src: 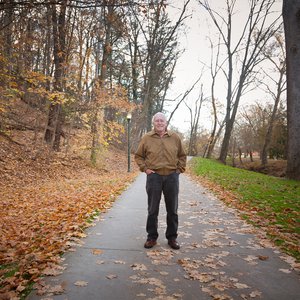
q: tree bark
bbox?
[44,1,67,151]
[206,38,221,158]
[186,87,204,156]
[261,69,285,165]
[90,1,113,164]
[283,0,300,180]
[0,0,14,75]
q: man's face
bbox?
[153,116,167,134]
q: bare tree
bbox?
[205,36,224,158]
[185,84,206,156]
[167,74,202,124]
[199,0,281,164]
[130,0,191,132]
[235,102,285,162]
[283,0,300,180]
[260,30,286,166]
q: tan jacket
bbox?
[134,130,187,175]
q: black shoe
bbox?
[144,239,157,249]
[168,239,180,250]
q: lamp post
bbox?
[126,112,132,172]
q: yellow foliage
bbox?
[92,83,132,111]
[103,120,125,146]
[48,91,76,105]
[5,88,24,98]
[24,71,49,85]
[9,81,18,88]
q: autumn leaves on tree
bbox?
[0,0,190,164]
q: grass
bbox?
[190,157,300,261]
[0,263,19,279]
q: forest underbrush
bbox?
[233,158,287,178]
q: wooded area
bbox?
[0,0,190,164]
[0,0,299,179]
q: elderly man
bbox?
[134,112,187,250]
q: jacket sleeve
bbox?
[177,137,187,173]
[134,137,147,172]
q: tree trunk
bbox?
[231,137,236,167]
[219,116,234,163]
[238,147,243,164]
[250,150,253,162]
[219,76,244,163]
[90,2,113,164]
[90,111,98,165]
[261,104,283,165]
[44,2,67,151]
[128,23,139,105]
[45,104,64,151]
[283,0,300,180]
[187,89,203,156]
[206,120,225,158]
[1,0,14,76]
[206,101,217,158]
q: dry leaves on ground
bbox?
[0,138,137,298]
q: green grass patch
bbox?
[0,263,19,279]
[190,157,300,261]
[0,263,19,294]
[86,209,101,224]
[20,281,35,300]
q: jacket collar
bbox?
[150,129,172,137]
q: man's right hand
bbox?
[145,169,155,175]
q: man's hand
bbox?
[145,169,155,175]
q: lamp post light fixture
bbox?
[126,112,132,172]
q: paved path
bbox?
[27,173,300,300]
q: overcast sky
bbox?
[166,0,208,133]
[165,0,283,134]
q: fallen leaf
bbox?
[0,291,19,300]
[92,249,103,255]
[114,260,126,264]
[96,260,105,264]
[257,255,269,261]
[159,271,169,276]
[42,267,63,276]
[48,284,64,295]
[106,274,118,279]
[131,263,147,271]
[202,287,212,293]
[74,281,88,286]
[211,293,233,300]
[173,293,183,298]
[279,268,291,273]
[249,290,262,298]
[234,283,249,289]
[16,285,26,292]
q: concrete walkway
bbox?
[27,173,300,300]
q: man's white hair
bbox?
[151,112,167,125]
